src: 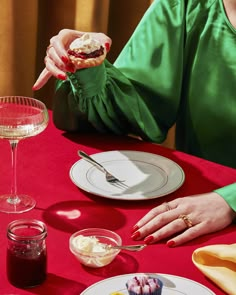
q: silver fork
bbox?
[78,150,127,187]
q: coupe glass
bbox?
[0,96,49,213]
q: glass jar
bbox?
[6,219,47,288]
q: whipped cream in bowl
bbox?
[69,228,122,268]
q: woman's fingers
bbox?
[45,55,68,79]
[132,211,188,242]
[32,68,52,91]
[131,192,235,247]
[145,218,189,243]
[50,29,83,63]
[32,58,67,91]
[33,30,82,90]
[33,44,70,90]
[132,202,175,230]
[166,224,205,247]
[33,30,112,90]
[49,30,111,66]
[46,45,67,71]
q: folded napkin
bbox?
[192,244,236,295]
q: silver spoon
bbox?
[106,244,147,252]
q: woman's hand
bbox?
[32,29,111,91]
[131,192,236,247]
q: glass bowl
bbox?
[69,228,122,268]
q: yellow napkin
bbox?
[192,244,236,295]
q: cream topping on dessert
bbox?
[69,33,102,54]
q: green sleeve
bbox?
[214,183,236,211]
[52,0,186,142]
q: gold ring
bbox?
[163,202,171,211]
[178,214,193,228]
[46,44,53,55]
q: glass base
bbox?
[0,194,36,213]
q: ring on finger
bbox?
[178,214,193,228]
[163,202,171,212]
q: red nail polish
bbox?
[167,240,175,247]
[66,64,75,73]
[105,42,110,52]
[144,236,154,244]
[57,74,67,80]
[61,56,69,63]
[132,225,139,233]
[131,231,140,240]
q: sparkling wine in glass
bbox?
[0,96,49,213]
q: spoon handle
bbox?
[110,244,147,252]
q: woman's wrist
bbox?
[214,183,236,212]
[67,62,107,98]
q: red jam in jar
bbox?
[6,219,47,288]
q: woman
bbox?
[33,0,236,246]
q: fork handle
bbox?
[78,150,106,173]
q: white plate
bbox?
[70,150,185,201]
[81,273,215,295]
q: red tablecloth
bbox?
[0,112,235,295]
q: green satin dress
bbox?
[53,0,236,209]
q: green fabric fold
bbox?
[52,0,236,210]
[214,183,236,212]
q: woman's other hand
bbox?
[131,192,236,247]
[32,29,111,90]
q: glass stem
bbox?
[9,140,20,204]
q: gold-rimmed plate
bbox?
[70,150,185,201]
[81,273,216,294]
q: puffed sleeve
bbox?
[214,183,236,212]
[53,0,186,142]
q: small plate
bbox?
[70,150,185,201]
[81,273,216,294]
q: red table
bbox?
[0,111,235,295]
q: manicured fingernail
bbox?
[66,64,75,73]
[61,56,69,63]
[105,42,110,52]
[57,74,67,80]
[131,231,140,240]
[132,225,139,233]
[144,236,154,244]
[167,240,175,247]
